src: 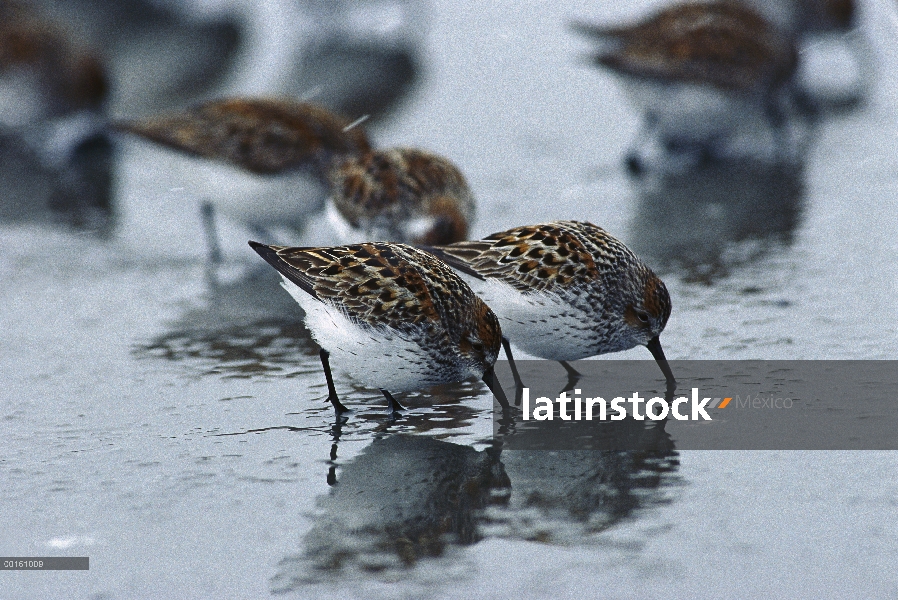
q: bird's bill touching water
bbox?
[646,336,676,388]
[481,366,510,408]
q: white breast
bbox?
[172,156,327,230]
[278,275,453,392]
[461,276,598,362]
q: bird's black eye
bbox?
[636,311,650,324]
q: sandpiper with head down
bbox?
[572,1,801,174]
[248,240,508,417]
[117,98,475,257]
[428,221,675,389]
[326,146,474,246]
[116,98,371,242]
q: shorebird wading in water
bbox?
[249,240,509,417]
[117,98,475,260]
[428,221,676,391]
[571,1,801,175]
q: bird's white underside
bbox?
[278,275,466,392]
[0,73,47,128]
[623,80,771,142]
[324,199,438,245]
[460,275,603,361]
[173,158,327,229]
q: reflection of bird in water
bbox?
[0,0,113,232]
[571,1,804,176]
[249,241,508,416]
[628,159,805,284]
[273,427,677,589]
[117,98,475,258]
[491,444,677,541]
[274,435,507,588]
[136,264,318,379]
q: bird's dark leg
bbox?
[764,94,799,164]
[200,201,223,266]
[320,349,349,415]
[625,112,659,177]
[501,337,525,406]
[558,360,582,393]
[380,389,405,416]
[200,201,223,291]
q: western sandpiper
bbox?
[428,221,675,388]
[327,147,475,246]
[248,240,508,416]
[117,97,371,237]
[572,1,801,174]
[118,98,474,255]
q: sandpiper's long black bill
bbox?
[646,336,676,388]
[482,366,510,409]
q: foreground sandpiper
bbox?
[428,221,676,388]
[249,240,508,416]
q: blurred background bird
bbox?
[0,0,114,232]
[117,98,475,264]
[571,1,805,176]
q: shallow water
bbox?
[2,0,898,598]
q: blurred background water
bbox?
[2,0,898,597]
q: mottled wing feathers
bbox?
[572,1,796,92]
[423,244,489,281]
[433,221,604,293]
[329,148,475,244]
[249,241,474,332]
[249,241,320,300]
[117,98,371,175]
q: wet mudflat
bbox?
[2,0,898,598]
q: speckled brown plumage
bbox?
[116,98,372,177]
[249,240,504,399]
[572,1,797,94]
[118,98,474,243]
[0,0,108,114]
[329,148,474,245]
[430,221,672,366]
